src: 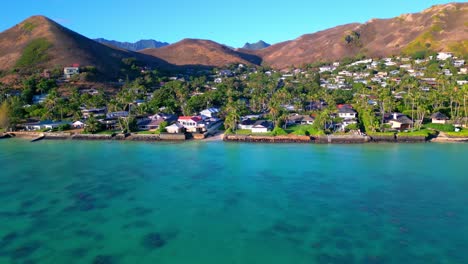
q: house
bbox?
[137,113,177,130]
[64,67,80,79]
[106,111,129,119]
[23,120,71,131]
[178,116,205,133]
[385,113,413,131]
[32,94,48,104]
[437,52,453,60]
[238,119,256,130]
[287,114,315,126]
[72,121,85,129]
[251,120,273,133]
[81,107,107,118]
[337,104,357,119]
[165,123,185,134]
[200,108,220,119]
[431,112,449,124]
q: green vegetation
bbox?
[367,132,396,136]
[0,101,11,130]
[446,129,468,137]
[16,38,52,68]
[398,129,436,137]
[21,22,37,32]
[285,125,324,136]
[423,123,455,132]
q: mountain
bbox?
[140,39,262,68]
[0,16,171,81]
[242,40,271,50]
[94,38,169,51]
[256,2,468,69]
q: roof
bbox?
[338,107,357,114]
[166,123,184,128]
[240,119,256,126]
[431,112,449,120]
[252,120,272,128]
[178,116,202,122]
[385,113,413,124]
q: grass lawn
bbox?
[367,132,396,136]
[423,123,455,132]
[235,129,274,136]
[136,131,158,135]
[285,125,324,136]
[446,129,468,137]
[398,129,436,137]
[0,128,4,133]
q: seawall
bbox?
[223,134,311,143]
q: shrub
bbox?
[58,124,71,131]
[423,123,455,132]
[271,126,288,136]
[16,38,52,68]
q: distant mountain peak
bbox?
[242,40,271,50]
[94,38,169,51]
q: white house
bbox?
[337,106,357,119]
[200,108,220,119]
[437,52,453,61]
[106,111,129,119]
[251,120,273,133]
[431,112,449,124]
[165,123,184,134]
[178,116,205,133]
[72,121,85,129]
[32,94,48,104]
[64,67,80,79]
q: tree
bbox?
[84,115,102,134]
[158,121,168,133]
[0,101,10,130]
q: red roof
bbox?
[178,116,202,122]
[337,104,353,109]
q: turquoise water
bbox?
[0,139,467,263]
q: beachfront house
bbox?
[251,120,273,133]
[385,113,413,131]
[238,119,256,130]
[137,113,177,131]
[72,121,85,129]
[23,120,71,131]
[178,116,205,133]
[165,123,184,134]
[431,112,449,124]
[287,114,315,126]
[337,104,357,119]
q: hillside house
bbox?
[64,67,80,79]
[337,104,357,119]
[200,108,220,119]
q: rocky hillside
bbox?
[256,2,468,69]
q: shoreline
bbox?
[4,131,467,144]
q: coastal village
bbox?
[1,51,468,143]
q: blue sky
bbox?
[1,0,459,47]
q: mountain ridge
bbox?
[94,38,169,51]
[242,40,271,50]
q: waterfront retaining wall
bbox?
[314,135,370,144]
[224,134,311,143]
